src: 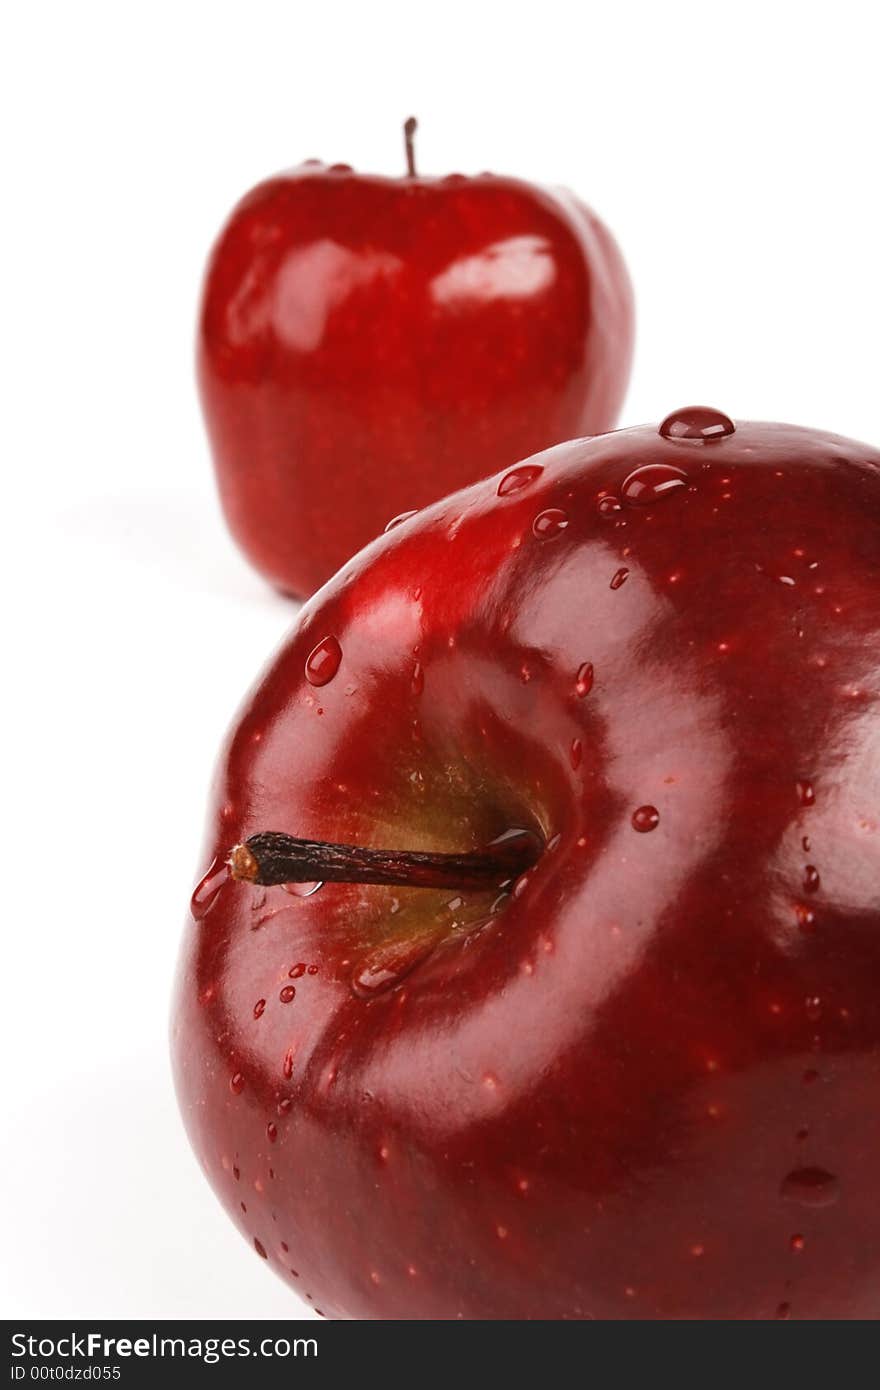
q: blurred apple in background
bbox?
[197,121,633,597]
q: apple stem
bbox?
[404,116,418,178]
[229,828,540,893]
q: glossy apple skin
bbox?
[197,162,633,597]
[173,417,880,1320]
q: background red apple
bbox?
[197,124,634,597]
[173,410,880,1319]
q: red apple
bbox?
[197,121,633,597]
[172,409,880,1319]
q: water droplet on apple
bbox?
[191,855,230,920]
[351,935,438,999]
[279,985,296,1003]
[570,738,583,770]
[305,635,342,687]
[253,998,266,1019]
[632,805,660,832]
[498,464,543,496]
[597,493,622,519]
[254,1238,268,1259]
[283,880,323,898]
[230,1071,245,1095]
[575,662,594,696]
[803,865,821,893]
[780,1167,839,1207]
[610,567,630,590]
[487,827,542,878]
[790,1233,805,1252]
[411,662,424,695]
[385,510,418,532]
[621,463,689,506]
[797,779,816,806]
[659,406,735,443]
[282,1049,295,1080]
[805,995,822,1021]
[490,827,534,855]
[289,963,307,979]
[267,1122,278,1142]
[533,508,569,539]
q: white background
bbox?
[2,0,878,1319]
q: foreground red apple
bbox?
[173,410,880,1320]
[197,121,633,597]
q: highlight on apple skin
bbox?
[173,410,880,1320]
[197,129,634,599]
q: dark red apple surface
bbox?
[173,410,880,1319]
[197,131,633,598]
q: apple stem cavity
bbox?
[404,116,418,178]
[228,828,541,893]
